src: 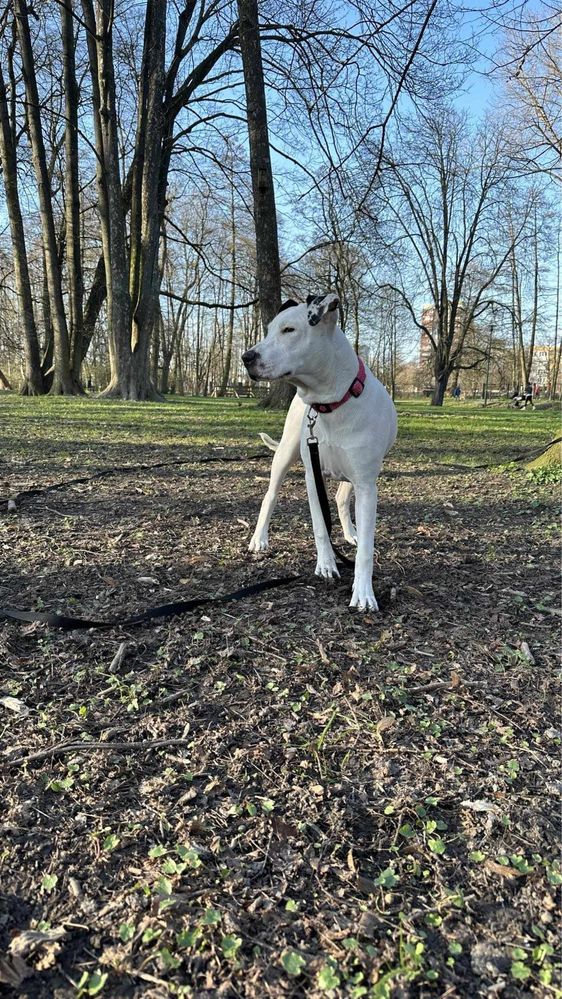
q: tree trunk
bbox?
[61,0,84,386]
[15,0,76,394]
[219,184,237,396]
[151,312,161,388]
[82,0,132,396]
[550,232,561,398]
[0,62,43,395]
[0,367,13,390]
[128,0,167,400]
[81,254,107,364]
[237,0,292,409]
[431,361,450,406]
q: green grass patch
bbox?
[1,393,559,472]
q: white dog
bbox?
[242,293,397,611]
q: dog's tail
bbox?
[258,432,280,452]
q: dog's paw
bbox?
[343,527,357,546]
[349,584,379,612]
[315,556,340,580]
[248,533,269,552]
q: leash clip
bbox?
[306,406,318,443]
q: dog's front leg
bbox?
[249,436,299,551]
[350,482,378,611]
[304,468,340,580]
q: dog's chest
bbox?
[316,443,352,481]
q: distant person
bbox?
[453,385,461,401]
[523,383,533,409]
[87,377,93,391]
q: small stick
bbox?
[108,641,129,673]
[6,737,191,767]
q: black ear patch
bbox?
[306,294,316,306]
[277,299,299,314]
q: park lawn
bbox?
[0,394,560,998]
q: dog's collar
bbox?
[310,356,366,414]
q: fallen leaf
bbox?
[461,799,501,818]
[518,641,535,663]
[0,696,29,716]
[376,716,396,736]
[9,927,67,958]
[271,815,299,840]
[484,859,523,880]
[0,955,31,987]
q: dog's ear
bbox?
[307,292,340,327]
[277,299,299,314]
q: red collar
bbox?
[311,356,366,414]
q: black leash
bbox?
[306,410,356,570]
[3,451,266,511]
[0,575,302,631]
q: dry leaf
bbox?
[0,696,29,716]
[0,955,31,987]
[376,716,396,736]
[484,859,523,880]
[461,799,501,818]
[9,927,67,958]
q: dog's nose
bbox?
[242,349,259,367]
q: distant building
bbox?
[418,306,437,366]
[530,345,561,393]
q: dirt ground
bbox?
[0,398,560,998]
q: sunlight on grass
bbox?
[1,393,559,471]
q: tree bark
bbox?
[237,0,292,409]
[0,61,43,395]
[81,253,107,364]
[431,367,449,406]
[128,0,167,400]
[81,0,132,396]
[15,0,75,394]
[218,182,237,396]
[61,0,84,386]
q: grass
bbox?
[1,393,559,473]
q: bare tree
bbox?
[61,0,84,385]
[496,4,561,183]
[14,0,76,393]
[0,60,43,394]
[371,110,531,405]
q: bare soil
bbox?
[0,400,560,998]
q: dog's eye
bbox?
[282,326,295,333]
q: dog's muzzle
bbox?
[242,349,261,379]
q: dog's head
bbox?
[241,293,340,381]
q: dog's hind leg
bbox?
[335,482,356,545]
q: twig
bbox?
[108,641,129,673]
[6,737,191,767]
